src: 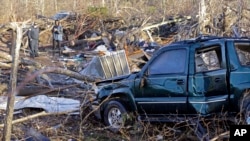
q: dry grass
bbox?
[0,104,237,141]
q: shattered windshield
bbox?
[235,42,250,66]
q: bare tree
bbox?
[54,0,58,12]
[40,0,45,15]
[2,21,26,141]
[102,0,105,7]
[199,0,208,34]
[25,0,28,8]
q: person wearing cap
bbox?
[52,20,63,56]
[28,22,40,58]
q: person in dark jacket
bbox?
[28,22,39,58]
[52,20,63,56]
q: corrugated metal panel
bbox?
[98,50,130,79]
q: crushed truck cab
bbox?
[92,35,250,132]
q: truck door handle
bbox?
[177,79,184,85]
[214,78,221,82]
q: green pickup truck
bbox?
[91,35,250,132]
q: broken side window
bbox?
[195,46,222,72]
[234,42,250,66]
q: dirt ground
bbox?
[0,32,104,140]
[0,28,233,141]
[0,32,181,141]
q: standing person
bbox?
[28,22,39,58]
[52,20,63,56]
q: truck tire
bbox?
[244,103,250,124]
[239,92,250,124]
[103,100,128,133]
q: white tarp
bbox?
[0,95,80,113]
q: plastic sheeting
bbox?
[0,95,80,113]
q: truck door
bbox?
[134,48,189,115]
[188,43,229,115]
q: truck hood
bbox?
[95,74,132,85]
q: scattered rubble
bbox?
[0,10,248,114]
[0,4,249,139]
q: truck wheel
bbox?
[103,100,128,133]
[244,103,250,124]
[239,93,250,124]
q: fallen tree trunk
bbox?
[21,58,43,68]
[20,58,102,82]
[18,84,80,96]
[17,67,101,94]
[43,67,101,82]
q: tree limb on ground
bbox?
[141,16,191,31]
[42,67,101,82]
[210,131,229,141]
[16,67,101,95]
[0,109,79,128]
[18,83,80,97]
[21,57,102,80]
[21,58,43,68]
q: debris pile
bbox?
[1,10,250,113]
[0,4,249,139]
